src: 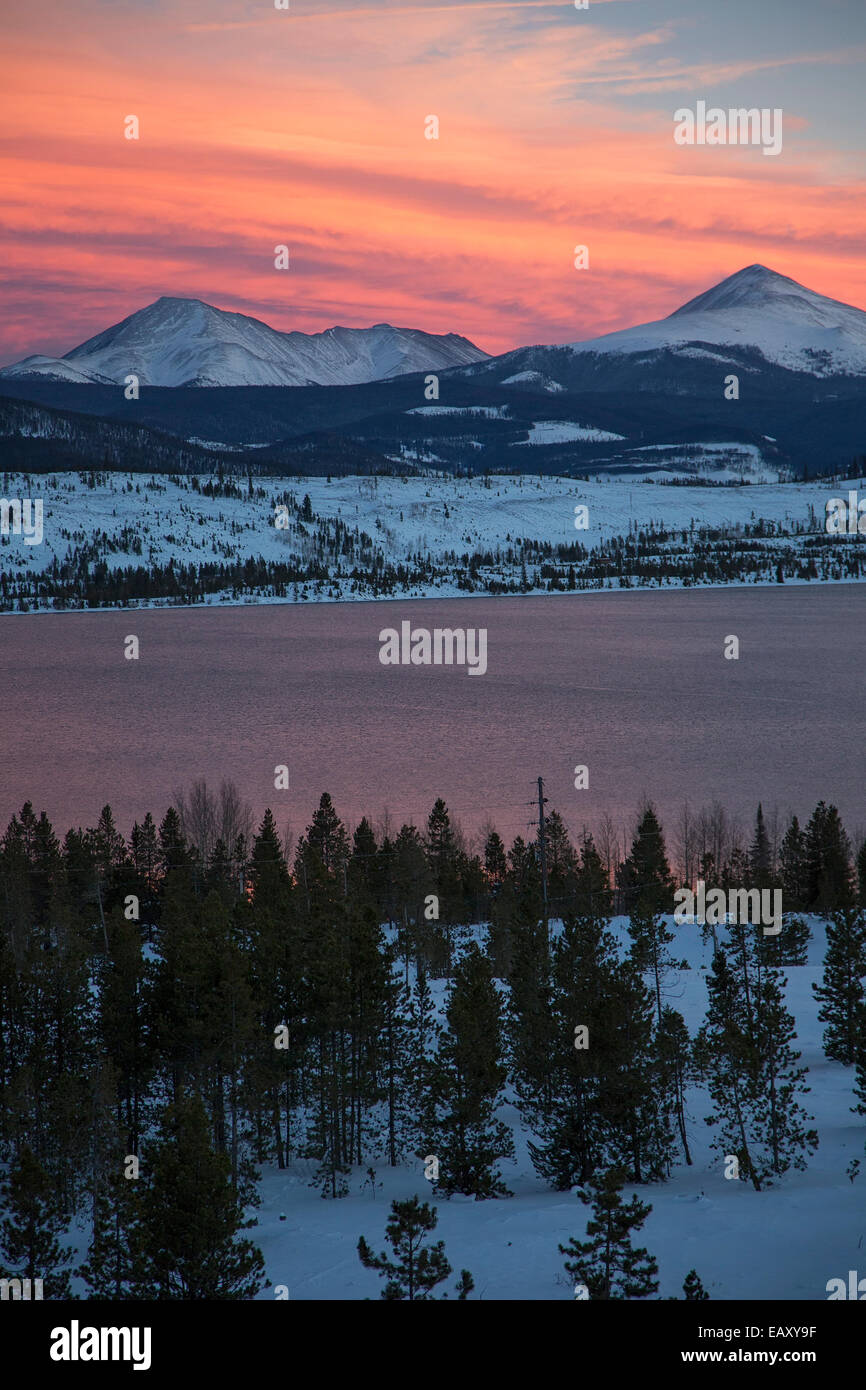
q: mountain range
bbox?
[2,266,864,479]
[4,265,866,388]
[0,298,488,388]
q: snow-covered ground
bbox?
[513,421,626,445]
[1,469,861,609]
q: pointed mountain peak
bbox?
[668,264,812,318]
[150,295,210,308]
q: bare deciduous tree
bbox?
[174,778,253,866]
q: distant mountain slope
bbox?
[469,265,866,382]
[569,264,866,377]
[0,297,488,388]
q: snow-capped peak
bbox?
[566,265,866,377]
[0,299,489,388]
[668,263,860,325]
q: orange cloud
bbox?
[1,0,864,362]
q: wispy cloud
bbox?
[1,0,864,359]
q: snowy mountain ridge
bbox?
[0,297,489,389]
[563,265,866,378]
[3,266,866,400]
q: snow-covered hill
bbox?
[2,469,862,612]
[0,298,488,388]
[563,265,866,378]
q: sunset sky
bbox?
[1,0,865,364]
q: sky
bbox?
[1,0,865,363]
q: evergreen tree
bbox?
[603,959,672,1183]
[357,1196,473,1300]
[627,906,675,1025]
[618,806,674,916]
[392,824,432,972]
[543,811,579,918]
[804,803,854,912]
[694,951,761,1190]
[750,969,818,1184]
[294,793,350,900]
[655,1007,693,1166]
[779,816,807,910]
[79,1165,143,1300]
[758,914,811,968]
[137,1093,266,1299]
[96,911,153,1154]
[249,808,291,906]
[559,1168,659,1300]
[749,804,773,888]
[0,1146,75,1297]
[507,835,543,924]
[574,832,612,917]
[508,916,557,1161]
[683,1268,709,1300]
[425,799,463,937]
[86,804,129,892]
[348,817,379,904]
[158,807,193,879]
[812,907,866,1064]
[405,967,440,1166]
[696,947,817,1189]
[129,812,160,891]
[483,829,508,892]
[433,944,514,1197]
[857,838,866,909]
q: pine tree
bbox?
[483,829,508,891]
[137,1093,266,1299]
[543,811,579,918]
[249,808,291,908]
[574,832,612,917]
[294,794,350,903]
[433,943,514,1197]
[507,835,543,924]
[425,798,463,941]
[405,967,440,1165]
[86,804,129,893]
[357,1196,473,1300]
[348,817,379,904]
[618,806,674,916]
[694,951,762,1190]
[79,1165,143,1300]
[392,824,433,972]
[627,906,674,1025]
[758,914,811,968]
[749,804,773,888]
[750,970,818,1184]
[812,907,866,1064]
[559,1168,659,1300]
[804,803,854,912]
[603,959,672,1183]
[683,1268,709,1300]
[508,917,555,1138]
[655,1007,693,1166]
[158,807,193,879]
[96,911,153,1155]
[779,816,807,910]
[0,1146,75,1298]
[857,839,866,908]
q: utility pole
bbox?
[536,776,549,939]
